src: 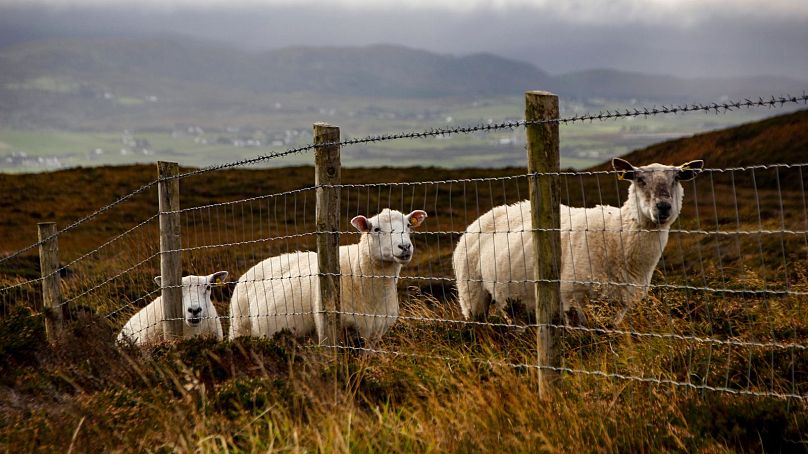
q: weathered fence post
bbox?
[157,161,183,340]
[525,91,562,398]
[37,222,63,342]
[313,122,341,345]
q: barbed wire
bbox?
[2,93,805,266]
[0,180,158,266]
[58,252,160,308]
[173,93,808,180]
[103,288,161,320]
[167,162,808,215]
[0,213,159,293]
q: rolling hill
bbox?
[590,108,808,170]
[0,36,552,99]
[1,35,805,102]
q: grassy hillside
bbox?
[1,110,808,451]
[590,108,808,170]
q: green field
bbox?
[0,97,789,172]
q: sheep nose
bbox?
[398,244,411,252]
[656,202,671,214]
[188,307,202,315]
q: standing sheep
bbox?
[228,208,427,341]
[453,158,703,323]
[117,271,228,345]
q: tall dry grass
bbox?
[2,279,807,452]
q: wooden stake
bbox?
[525,90,562,398]
[37,222,63,342]
[314,123,341,345]
[157,161,183,340]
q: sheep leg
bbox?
[228,285,252,339]
[457,277,491,321]
[563,295,588,326]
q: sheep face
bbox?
[351,209,428,264]
[154,271,228,326]
[613,158,704,226]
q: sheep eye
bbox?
[373,227,381,233]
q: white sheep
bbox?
[117,271,228,345]
[453,158,703,323]
[228,209,427,341]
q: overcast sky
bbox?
[1,0,807,79]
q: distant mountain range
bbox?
[1,35,805,102]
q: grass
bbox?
[1,285,807,452]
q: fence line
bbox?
[0,214,159,293]
[3,166,805,296]
[58,252,160,308]
[0,180,159,266]
[2,93,806,267]
[3,90,808,401]
[172,93,808,179]
[167,163,808,216]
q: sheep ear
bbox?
[154,276,162,286]
[406,210,427,228]
[210,271,228,286]
[612,158,635,181]
[676,160,704,181]
[351,215,371,232]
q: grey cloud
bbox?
[0,3,806,79]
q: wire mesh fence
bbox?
[0,185,160,323]
[1,92,807,402]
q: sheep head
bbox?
[351,209,428,264]
[154,271,228,326]
[613,157,704,226]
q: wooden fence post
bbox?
[525,91,562,398]
[313,122,341,345]
[157,161,183,340]
[37,222,63,342]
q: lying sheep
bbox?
[117,271,228,345]
[228,209,427,341]
[453,158,703,323]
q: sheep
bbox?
[117,271,228,345]
[228,208,427,341]
[453,158,704,324]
